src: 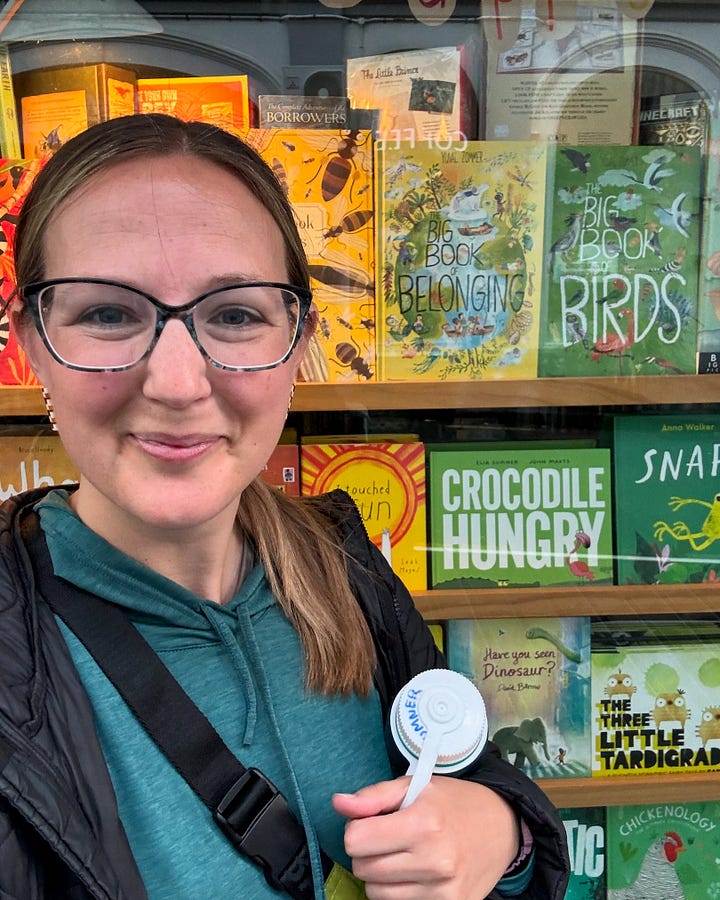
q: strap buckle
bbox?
[213,767,313,897]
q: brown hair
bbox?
[14,114,375,696]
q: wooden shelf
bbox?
[0,386,44,416]
[540,772,720,808]
[413,582,720,620]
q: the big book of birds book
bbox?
[375,139,547,381]
[447,615,592,778]
[538,143,703,377]
[428,445,613,589]
[612,412,720,586]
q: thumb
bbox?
[332,776,411,820]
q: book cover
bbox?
[346,44,479,145]
[483,2,640,144]
[300,441,427,590]
[0,44,20,158]
[591,617,720,777]
[15,63,136,157]
[559,806,607,899]
[258,95,350,129]
[245,127,375,382]
[606,800,720,898]
[0,432,78,499]
[136,75,253,136]
[259,443,300,496]
[447,615,592,778]
[375,139,547,382]
[537,143,703,377]
[428,446,613,589]
[638,92,710,150]
[612,413,720,585]
[0,155,48,385]
[697,101,720,374]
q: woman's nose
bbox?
[141,318,212,405]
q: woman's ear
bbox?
[10,305,46,382]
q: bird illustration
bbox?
[561,147,591,173]
[646,223,663,257]
[547,212,582,273]
[598,155,675,191]
[643,355,685,375]
[591,307,635,371]
[607,831,686,899]
[566,531,595,583]
[654,192,692,237]
[564,312,589,349]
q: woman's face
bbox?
[19,154,310,540]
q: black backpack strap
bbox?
[23,513,333,900]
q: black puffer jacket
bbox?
[0,487,569,899]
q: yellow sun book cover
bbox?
[375,139,547,381]
[0,432,78,500]
[137,75,253,136]
[300,441,427,590]
[245,127,375,382]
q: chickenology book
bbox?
[244,127,375,383]
[447,616,592,779]
[300,441,427,590]
[591,617,720,777]
[0,431,78,499]
[559,806,606,900]
[428,446,613,589]
[537,143,703,377]
[612,413,720,585]
[606,800,720,898]
[375,139,548,382]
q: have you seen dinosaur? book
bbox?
[538,144,703,377]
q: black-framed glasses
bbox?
[21,278,313,372]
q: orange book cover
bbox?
[0,431,78,500]
[260,443,300,496]
[244,127,375,383]
[300,441,427,590]
[137,75,253,136]
[0,156,49,385]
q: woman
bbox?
[0,113,569,899]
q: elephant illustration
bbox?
[492,717,550,768]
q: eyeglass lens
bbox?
[36,281,303,370]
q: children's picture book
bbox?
[447,615,592,778]
[300,440,427,590]
[612,413,720,585]
[259,443,300,496]
[482,1,640,145]
[346,44,479,144]
[559,806,606,899]
[591,617,720,777]
[375,139,547,382]
[136,75,254,136]
[0,156,49,385]
[0,44,20,158]
[538,143,704,377]
[697,99,720,374]
[0,432,78,499]
[638,91,710,150]
[606,800,720,898]
[244,127,375,382]
[428,446,613,589]
[257,95,350,129]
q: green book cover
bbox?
[447,616,591,778]
[592,618,720,777]
[429,446,613,588]
[697,103,720,373]
[538,143,703,377]
[612,413,720,585]
[559,806,606,900]
[606,800,720,897]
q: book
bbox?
[0,44,20,158]
[697,100,720,373]
[559,806,607,899]
[259,443,300,496]
[136,75,254,136]
[428,446,613,589]
[447,615,592,778]
[0,156,49,385]
[483,2,640,144]
[537,143,704,378]
[15,63,136,158]
[300,440,427,590]
[375,139,548,382]
[258,95,350,129]
[591,617,720,777]
[244,127,375,382]
[638,91,710,150]
[0,432,78,499]
[346,44,479,145]
[606,799,720,897]
[612,412,720,585]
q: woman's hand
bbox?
[332,775,520,899]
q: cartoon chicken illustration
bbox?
[608,831,686,899]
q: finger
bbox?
[332,776,411,820]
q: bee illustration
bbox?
[306,130,371,202]
[332,338,373,380]
[323,208,373,239]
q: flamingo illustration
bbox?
[591,307,635,372]
[566,531,595,584]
